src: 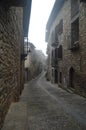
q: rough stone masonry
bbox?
[0,6,24,128]
[46,0,86,97]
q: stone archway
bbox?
[54,69,58,83]
[69,67,75,88]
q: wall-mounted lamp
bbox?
[21,37,31,60]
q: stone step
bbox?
[2,102,28,130]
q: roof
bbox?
[45,0,65,42]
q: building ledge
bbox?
[69,41,79,51]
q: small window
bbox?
[58,45,62,59]
[51,31,55,43]
[52,50,54,58]
[71,18,79,46]
[71,0,79,18]
[55,19,63,36]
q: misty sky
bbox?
[28,0,55,55]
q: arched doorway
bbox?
[69,67,75,88]
[54,69,58,83]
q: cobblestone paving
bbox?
[20,73,86,130]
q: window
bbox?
[58,45,63,59]
[51,31,55,44]
[52,50,54,58]
[70,0,79,50]
[71,18,79,46]
[55,19,63,36]
[59,19,63,35]
[71,0,79,18]
[55,48,58,58]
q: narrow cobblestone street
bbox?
[2,72,86,130]
[20,72,86,130]
[1,0,86,130]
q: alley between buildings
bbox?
[2,72,86,130]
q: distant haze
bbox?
[28,0,55,55]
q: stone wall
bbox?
[47,0,86,97]
[0,6,24,128]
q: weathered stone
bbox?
[46,0,86,97]
[0,6,24,128]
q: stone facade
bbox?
[0,6,24,128]
[0,1,32,128]
[25,42,46,82]
[46,0,86,97]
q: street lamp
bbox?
[21,37,31,60]
[24,37,29,56]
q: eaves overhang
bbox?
[23,0,32,37]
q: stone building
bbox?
[45,0,86,97]
[25,42,46,81]
[0,0,32,128]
